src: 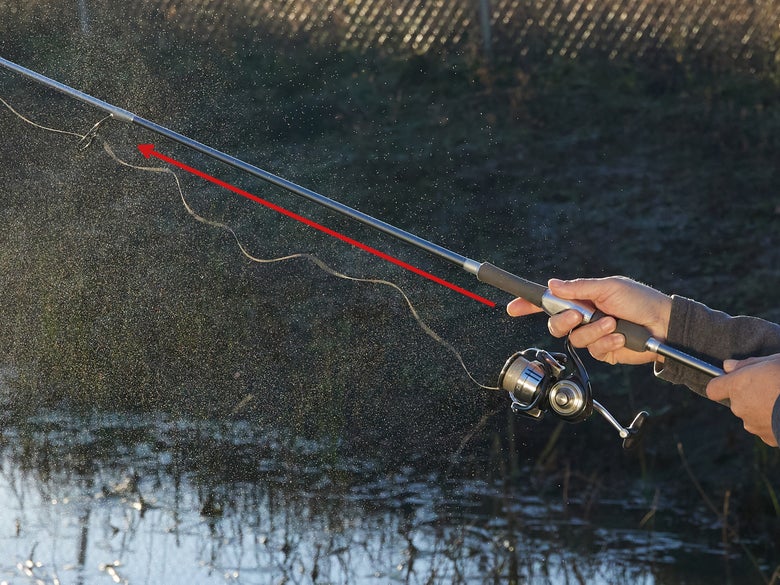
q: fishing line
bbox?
[1,57,727,386]
[0,96,83,138]
[102,141,497,390]
[0,95,499,392]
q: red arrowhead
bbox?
[138,143,156,159]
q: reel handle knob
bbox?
[621,410,648,450]
[592,400,648,450]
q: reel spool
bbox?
[498,339,647,449]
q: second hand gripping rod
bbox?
[0,56,723,379]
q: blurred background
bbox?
[0,1,778,583]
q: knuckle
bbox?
[548,316,572,338]
[566,329,588,347]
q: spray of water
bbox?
[0,95,500,393]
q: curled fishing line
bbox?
[101,141,498,391]
[0,96,85,139]
[0,95,499,392]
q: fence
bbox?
[4,0,780,70]
[133,0,780,69]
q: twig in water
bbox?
[677,441,771,584]
[638,488,659,529]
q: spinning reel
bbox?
[498,339,647,449]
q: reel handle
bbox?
[622,411,648,450]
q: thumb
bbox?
[547,278,603,303]
[723,355,775,373]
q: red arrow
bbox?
[138,144,496,308]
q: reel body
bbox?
[498,339,647,449]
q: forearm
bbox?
[655,296,780,396]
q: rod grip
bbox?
[476,263,546,306]
[477,263,652,353]
[591,310,652,352]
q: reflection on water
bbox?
[0,412,763,584]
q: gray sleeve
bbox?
[654,295,780,396]
[774,399,780,447]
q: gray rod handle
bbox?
[476,263,547,306]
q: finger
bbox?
[741,421,774,446]
[547,310,585,338]
[564,316,616,347]
[506,297,544,317]
[585,333,626,364]
[705,377,730,402]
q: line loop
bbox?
[76,114,112,151]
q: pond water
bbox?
[0,412,765,585]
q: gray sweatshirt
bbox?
[655,296,780,445]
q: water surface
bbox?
[0,412,763,584]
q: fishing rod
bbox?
[1,56,723,447]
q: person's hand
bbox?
[507,277,672,366]
[706,355,780,447]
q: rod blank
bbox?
[0,56,476,273]
[0,56,723,379]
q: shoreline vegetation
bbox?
[1,0,778,569]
